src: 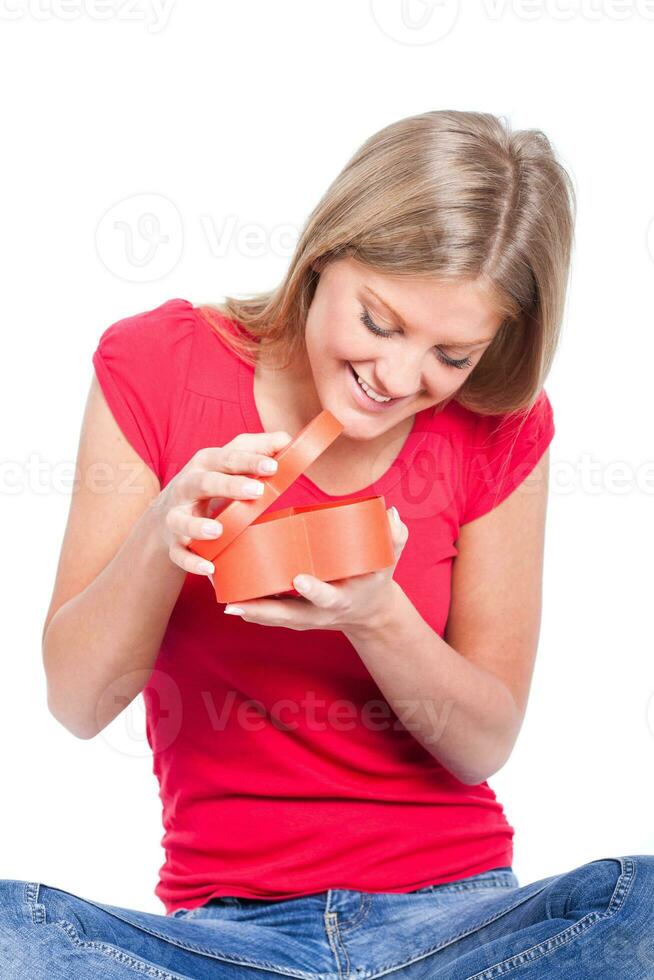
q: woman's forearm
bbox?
[343,582,522,785]
[42,500,187,740]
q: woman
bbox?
[2,110,652,979]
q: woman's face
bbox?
[301,256,505,440]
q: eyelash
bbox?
[358,307,473,370]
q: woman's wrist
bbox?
[138,494,188,582]
[344,579,405,642]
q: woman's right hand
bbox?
[154,430,293,576]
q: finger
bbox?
[291,574,339,608]
[195,431,293,472]
[169,543,215,576]
[166,508,224,543]
[224,595,307,626]
[231,430,293,451]
[188,469,268,504]
[387,506,409,558]
[198,445,281,478]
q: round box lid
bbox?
[188,408,344,563]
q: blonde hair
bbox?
[198,109,576,417]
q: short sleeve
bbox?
[460,389,555,525]
[92,297,196,483]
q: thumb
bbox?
[387,506,408,559]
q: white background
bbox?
[1,1,653,915]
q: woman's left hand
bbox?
[222,506,408,632]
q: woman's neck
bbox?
[253,350,415,495]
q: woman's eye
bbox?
[358,306,473,371]
[359,307,393,338]
[437,350,473,370]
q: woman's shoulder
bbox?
[94,297,197,364]
[464,389,554,455]
[93,295,251,406]
[91,298,200,480]
[422,390,555,525]
[426,389,554,450]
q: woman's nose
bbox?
[374,361,424,400]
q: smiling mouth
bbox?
[347,362,398,402]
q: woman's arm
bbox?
[41,376,186,739]
[343,449,551,786]
[43,374,288,740]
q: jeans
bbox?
[1,855,653,978]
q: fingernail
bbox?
[198,560,215,574]
[244,480,265,496]
[391,506,401,525]
[224,605,244,615]
[294,575,311,591]
[259,458,278,474]
[201,521,223,537]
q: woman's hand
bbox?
[223,506,408,633]
[151,430,294,576]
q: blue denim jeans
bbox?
[1,855,653,978]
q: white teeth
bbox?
[351,366,393,402]
[358,378,392,402]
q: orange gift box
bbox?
[188,409,396,604]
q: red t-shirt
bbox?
[92,297,555,914]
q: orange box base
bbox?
[210,495,395,604]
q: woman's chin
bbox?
[326,405,394,441]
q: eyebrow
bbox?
[364,286,495,349]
